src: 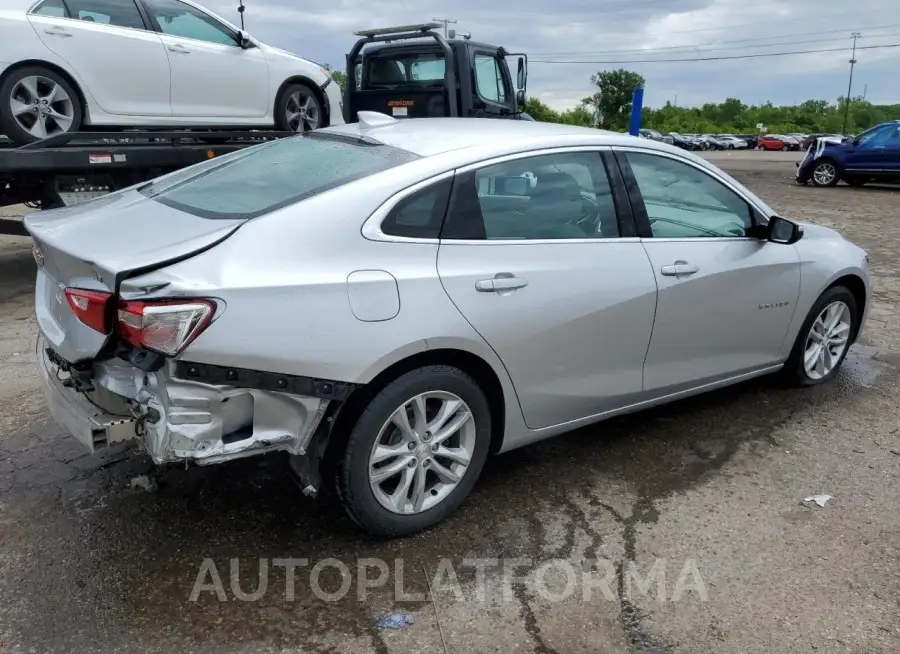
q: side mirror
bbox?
[516,89,525,106]
[516,58,525,90]
[767,215,803,245]
[237,31,252,48]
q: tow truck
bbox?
[0,23,528,235]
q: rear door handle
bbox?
[660,260,699,277]
[167,44,190,53]
[475,276,529,292]
[44,27,72,37]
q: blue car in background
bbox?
[796,120,900,187]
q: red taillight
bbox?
[117,299,215,357]
[65,288,113,334]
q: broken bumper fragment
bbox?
[36,335,341,466]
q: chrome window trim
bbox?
[363,145,625,245]
[611,145,773,223]
[361,170,456,244]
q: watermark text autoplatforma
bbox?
[190,556,708,604]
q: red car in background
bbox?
[757,135,797,151]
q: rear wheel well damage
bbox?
[294,348,507,497]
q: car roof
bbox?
[324,117,683,158]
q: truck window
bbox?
[474,55,506,103]
[365,54,445,88]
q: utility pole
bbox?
[431,17,457,38]
[862,84,868,100]
[841,32,860,134]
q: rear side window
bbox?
[381,178,452,239]
[31,0,68,17]
[65,0,146,29]
[364,54,445,88]
[140,135,419,219]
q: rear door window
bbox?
[364,53,445,87]
[139,135,419,219]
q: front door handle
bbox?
[44,27,72,37]
[660,260,699,277]
[475,276,529,292]
[167,44,190,53]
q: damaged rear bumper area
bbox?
[37,335,355,466]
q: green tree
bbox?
[331,70,347,94]
[523,97,561,122]
[582,69,645,131]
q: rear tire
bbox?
[274,82,325,132]
[782,286,858,386]
[338,366,492,537]
[0,65,83,145]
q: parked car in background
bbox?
[735,133,759,149]
[785,133,810,149]
[29,116,871,536]
[667,132,703,150]
[0,0,344,144]
[639,128,674,145]
[758,134,795,151]
[699,134,728,150]
[717,135,749,149]
[780,135,803,151]
[796,120,900,187]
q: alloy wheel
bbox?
[803,301,852,380]
[368,391,476,514]
[285,89,320,132]
[812,162,837,186]
[9,75,74,139]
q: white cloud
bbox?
[3,0,896,108]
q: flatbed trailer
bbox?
[0,129,295,235]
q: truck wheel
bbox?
[811,159,840,187]
[275,82,324,132]
[337,365,492,537]
[0,66,82,145]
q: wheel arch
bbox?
[273,76,330,127]
[0,59,89,121]
[825,273,868,342]
[327,347,510,466]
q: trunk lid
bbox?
[25,189,243,363]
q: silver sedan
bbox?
[27,114,871,536]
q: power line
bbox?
[533,33,900,59]
[530,42,900,64]
[530,23,900,57]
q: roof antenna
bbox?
[237,0,245,30]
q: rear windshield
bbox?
[364,53,446,88]
[139,134,418,219]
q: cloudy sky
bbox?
[9,0,898,110]
[194,0,898,110]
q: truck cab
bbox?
[344,23,527,123]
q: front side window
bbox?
[474,55,507,103]
[443,152,619,240]
[60,0,146,29]
[140,134,419,219]
[144,0,238,46]
[624,152,753,238]
[858,123,900,147]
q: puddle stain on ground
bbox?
[0,346,893,653]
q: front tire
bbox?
[338,366,492,537]
[782,286,858,386]
[274,82,324,132]
[0,65,83,144]
[810,159,840,187]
